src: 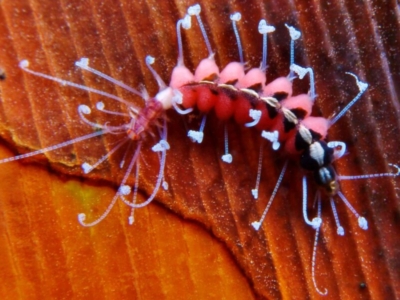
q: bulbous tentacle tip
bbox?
[75,57,89,67]
[389,163,400,176]
[162,181,169,190]
[119,185,132,196]
[337,226,345,236]
[251,189,259,200]
[221,154,232,164]
[19,60,29,68]
[230,12,241,22]
[81,162,93,174]
[311,217,322,230]
[251,221,261,231]
[78,213,86,224]
[258,20,275,34]
[78,105,91,114]
[358,217,368,230]
[285,24,301,40]
[187,4,201,16]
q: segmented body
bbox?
[173,72,333,193]
[127,99,164,140]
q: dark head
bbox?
[314,165,339,195]
[300,140,339,195]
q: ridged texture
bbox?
[0,0,399,299]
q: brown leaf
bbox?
[0,0,399,299]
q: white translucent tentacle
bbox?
[78,142,143,227]
[329,73,368,126]
[311,195,328,296]
[285,24,301,79]
[128,159,140,225]
[188,4,213,57]
[145,56,167,90]
[176,15,192,66]
[230,12,244,64]
[251,160,288,230]
[302,176,322,229]
[19,60,137,108]
[81,138,129,174]
[188,115,207,143]
[221,125,232,163]
[290,64,316,101]
[75,58,143,98]
[338,164,400,180]
[337,191,368,230]
[0,130,107,165]
[251,142,264,200]
[96,102,130,117]
[329,197,345,236]
[259,20,275,70]
[122,140,168,209]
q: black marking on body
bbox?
[202,73,218,82]
[283,117,296,132]
[266,104,278,119]
[221,86,239,100]
[272,92,289,101]
[310,129,322,140]
[300,141,334,171]
[225,79,238,86]
[295,132,309,151]
[210,86,219,96]
[247,83,263,93]
[295,128,323,151]
[290,108,307,120]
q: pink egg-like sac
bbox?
[301,117,329,139]
[263,77,293,98]
[281,94,313,118]
[169,65,195,89]
[219,62,245,84]
[194,58,220,81]
[237,68,266,90]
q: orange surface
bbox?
[0,144,254,299]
